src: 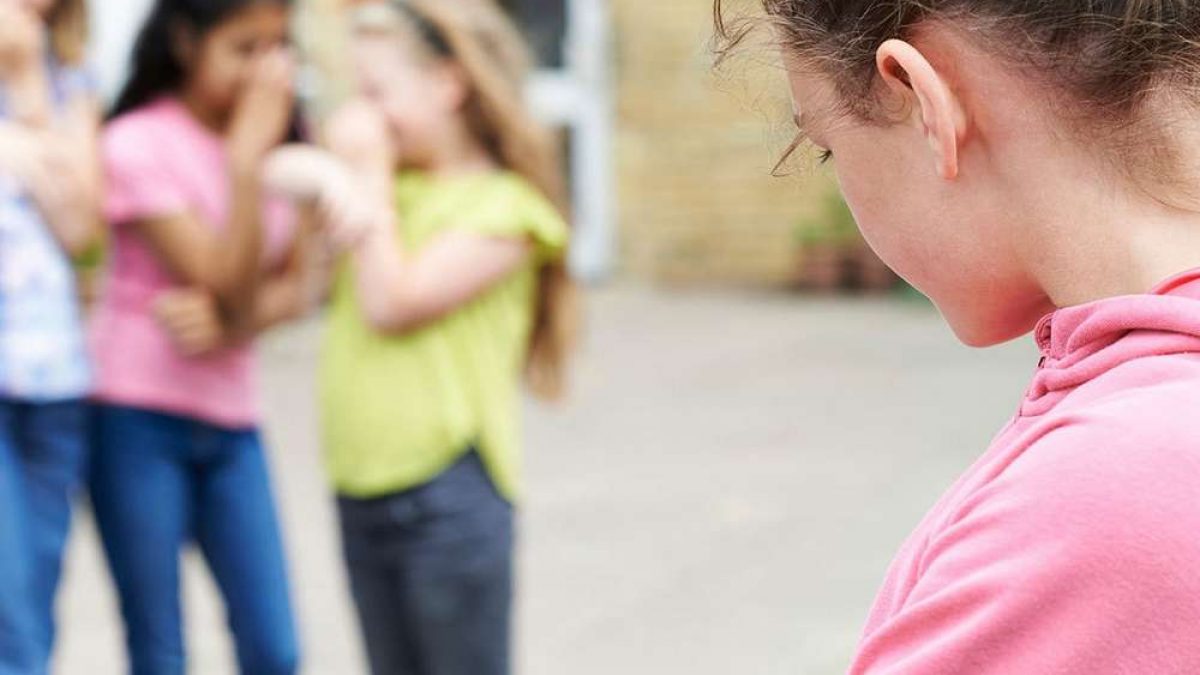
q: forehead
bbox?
[351,2,434,60]
[210,2,289,36]
[783,65,840,132]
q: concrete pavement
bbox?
[52,286,1038,674]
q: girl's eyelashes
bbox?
[817,149,833,165]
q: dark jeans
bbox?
[88,404,299,675]
[0,398,88,675]
[338,451,514,675]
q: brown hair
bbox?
[48,0,89,65]
[367,0,576,399]
[715,1,1200,170]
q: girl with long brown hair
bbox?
[267,1,573,672]
[0,0,99,671]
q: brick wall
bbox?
[611,0,836,285]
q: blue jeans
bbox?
[88,404,299,675]
[338,451,513,675]
[0,398,88,675]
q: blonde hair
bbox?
[48,0,88,65]
[375,0,577,399]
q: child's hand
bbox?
[316,162,385,250]
[324,99,393,175]
[0,3,44,81]
[262,144,337,200]
[227,48,295,170]
[154,288,227,357]
[262,145,379,249]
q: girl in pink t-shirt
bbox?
[88,0,309,672]
[717,1,1200,672]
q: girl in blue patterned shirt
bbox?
[0,0,99,672]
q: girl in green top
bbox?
[267,1,573,673]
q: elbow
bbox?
[203,271,260,323]
[60,214,103,259]
[198,258,263,307]
[363,293,439,336]
[216,291,258,333]
[365,305,425,335]
[61,230,95,259]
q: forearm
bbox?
[343,172,531,334]
[222,275,305,344]
[351,222,421,332]
[228,205,319,341]
[0,120,43,182]
[210,162,267,322]
[27,172,98,256]
[4,67,51,126]
[262,145,340,201]
[0,120,100,256]
[346,166,430,332]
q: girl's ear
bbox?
[876,39,967,180]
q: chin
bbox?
[941,306,1035,349]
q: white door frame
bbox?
[527,0,614,281]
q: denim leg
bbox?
[339,498,421,675]
[88,405,191,675]
[17,399,88,665]
[0,402,38,675]
[340,452,514,675]
[404,453,513,675]
[194,429,299,675]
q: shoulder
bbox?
[855,369,1200,673]
[478,172,568,251]
[1021,366,1200,493]
[492,172,558,212]
[102,102,196,179]
[959,380,1200,568]
[103,100,185,151]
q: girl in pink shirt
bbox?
[717,1,1200,672]
[87,0,310,672]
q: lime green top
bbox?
[320,171,568,500]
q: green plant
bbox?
[794,189,861,246]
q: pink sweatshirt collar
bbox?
[1023,268,1200,415]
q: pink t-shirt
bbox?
[90,98,293,429]
[851,269,1200,673]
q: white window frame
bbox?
[526,0,614,281]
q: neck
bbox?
[1020,175,1200,308]
[178,88,228,134]
[426,120,497,177]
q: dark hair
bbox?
[110,0,293,119]
[715,1,1200,147]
